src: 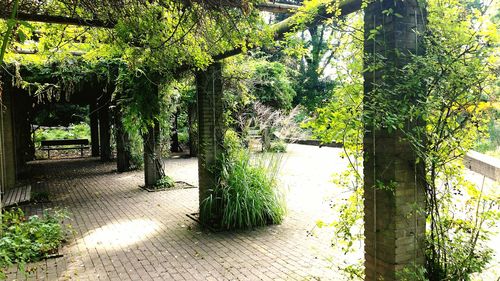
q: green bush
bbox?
[34,123,91,146]
[201,130,286,230]
[0,208,70,279]
[178,130,189,145]
[252,61,296,110]
[153,176,175,189]
[475,115,500,157]
[268,141,287,153]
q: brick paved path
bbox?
[7,144,357,281]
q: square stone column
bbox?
[196,62,224,223]
[115,103,132,172]
[89,101,100,157]
[363,1,427,280]
[143,119,162,186]
[0,83,16,194]
[98,96,112,161]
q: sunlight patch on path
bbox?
[80,219,160,249]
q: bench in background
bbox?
[41,139,90,158]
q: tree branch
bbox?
[214,0,362,61]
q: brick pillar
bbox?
[115,104,132,172]
[0,83,16,193]
[363,1,426,280]
[98,97,112,161]
[143,119,162,186]
[196,62,224,222]
[12,88,34,177]
[139,83,163,186]
[171,109,182,153]
[90,101,100,157]
[188,102,198,157]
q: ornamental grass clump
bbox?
[202,130,287,230]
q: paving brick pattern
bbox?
[7,145,352,281]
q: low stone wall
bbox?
[285,139,343,148]
[464,151,500,182]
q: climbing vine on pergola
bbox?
[0,0,498,281]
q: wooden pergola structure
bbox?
[0,1,426,280]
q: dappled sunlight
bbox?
[80,219,160,249]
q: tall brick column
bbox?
[143,119,162,187]
[363,1,426,280]
[115,103,132,172]
[90,101,100,157]
[98,96,112,161]
[141,83,164,187]
[0,82,16,193]
[188,102,198,157]
[12,87,34,177]
[196,62,224,223]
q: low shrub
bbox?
[268,141,287,153]
[153,176,175,189]
[34,123,91,146]
[201,130,287,230]
[0,208,70,279]
[178,130,189,146]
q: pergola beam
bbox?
[7,0,362,76]
[256,2,300,13]
[13,48,85,56]
[2,2,300,28]
[12,12,115,28]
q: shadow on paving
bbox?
[29,158,117,181]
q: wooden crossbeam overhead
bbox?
[13,48,85,56]
[1,2,300,28]
[12,12,115,28]
[255,2,300,13]
[7,0,362,77]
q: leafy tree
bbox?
[33,104,88,126]
[263,0,338,111]
[291,24,337,111]
[222,56,296,132]
[252,60,296,110]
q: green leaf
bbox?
[17,29,26,43]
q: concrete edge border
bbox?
[285,139,343,148]
[464,150,500,182]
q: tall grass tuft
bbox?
[201,130,287,230]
